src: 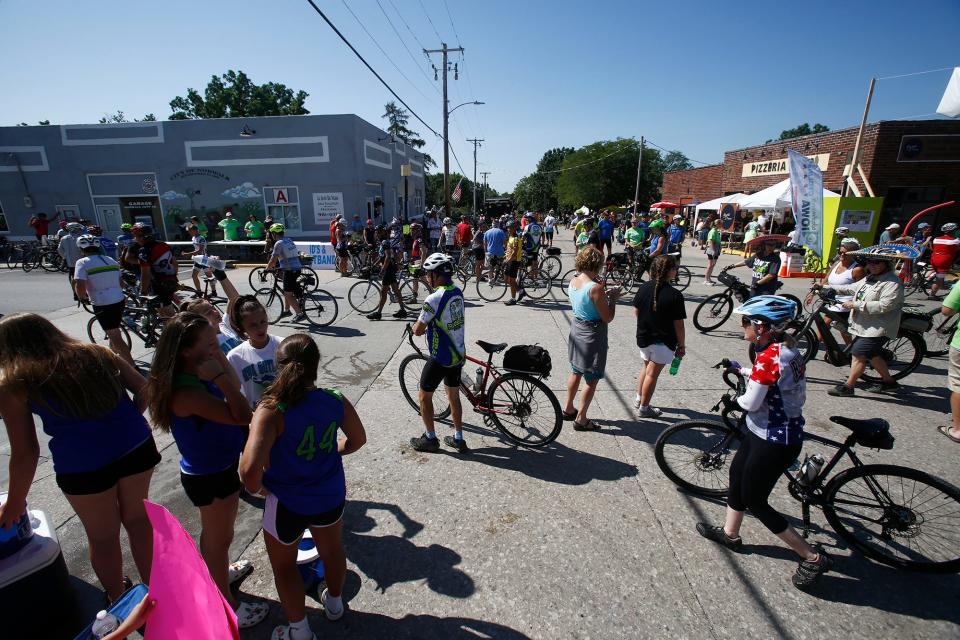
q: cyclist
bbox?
[265,223,305,322]
[928,222,960,300]
[55,220,70,241]
[57,222,85,301]
[366,225,407,321]
[455,216,473,252]
[440,217,457,254]
[350,214,364,242]
[521,212,543,277]
[408,222,428,299]
[597,211,614,257]
[483,218,506,281]
[470,218,488,281]
[724,238,781,297]
[116,222,135,258]
[543,210,556,247]
[334,219,350,275]
[409,253,467,453]
[696,295,832,589]
[647,219,667,258]
[817,237,864,345]
[184,225,219,298]
[362,218,376,247]
[74,235,134,367]
[504,221,525,306]
[667,215,685,257]
[624,216,645,269]
[135,224,178,317]
[703,219,722,285]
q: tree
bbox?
[382,102,436,169]
[168,70,309,120]
[554,139,663,210]
[98,110,156,123]
[511,147,575,212]
[767,123,830,142]
[663,150,693,173]
[17,120,50,126]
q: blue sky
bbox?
[1,0,957,191]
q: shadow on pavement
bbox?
[455,440,639,485]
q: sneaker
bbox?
[392,309,408,318]
[366,311,382,321]
[828,384,854,397]
[517,290,527,302]
[637,405,662,418]
[505,298,517,306]
[864,380,899,394]
[443,435,468,452]
[695,523,743,550]
[291,313,306,323]
[792,550,833,589]
[633,396,641,411]
[278,310,292,319]
[703,280,716,286]
[320,588,344,621]
[409,433,440,452]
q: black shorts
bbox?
[487,255,504,269]
[471,247,485,260]
[263,494,345,545]
[523,253,539,267]
[850,336,889,359]
[419,357,464,392]
[153,279,178,306]
[93,300,125,331]
[336,247,349,258]
[506,261,521,278]
[602,238,612,251]
[382,263,399,287]
[545,230,554,238]
[56,438,160,496]
[282,270,303,295]
[180,463,242,508]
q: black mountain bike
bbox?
[254,269,338,327]
[654,361,960,574]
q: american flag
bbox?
[451,177,464,203]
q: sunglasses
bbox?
[866,259,887,265]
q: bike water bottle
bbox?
[140,314,150,332]
[460,371,474,390]
[668,355,682,376]
[473,367,484,394]
[798,454,825,486]
[91,610,120,638]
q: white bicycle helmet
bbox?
[422,252,454,276]
[839,237,861,250]
[834,227,849,236]
[942,223,957,233]
[76,234,101,250]
[443,217,452,224]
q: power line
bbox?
[386,0,428,51]
[375,0,441,96]
[877,66,955,81]
[417,0,444,41]
[537,139,640,175]
[338,0,432,102]
[442,0,462,47]
[302,0,440,139]
[441,0,484,138]
[643,138,715,166]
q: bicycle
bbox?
[475,259,510,302]
[254,269,338,327]
[398,325,563,447]
[86,295,167,349]
[347,266,427,315]
[923,309,958,357]
[654,360,960,573]
[693,270,802,333]
[249,262,320,292]
[802,248,826,275]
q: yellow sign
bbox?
[742,153,829,178]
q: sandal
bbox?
[228,559,254,584]
[573,419,601,432]
[937,425,960,443]
[235,600,270,629]
[561,409,577,421]
[271,625,317,640]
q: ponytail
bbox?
[648,254,677,312]
[258,334,320,411]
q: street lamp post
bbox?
[446,100,484,217]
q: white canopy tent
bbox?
[738,178,839,210]
[695,193,747,214]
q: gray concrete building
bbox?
[0,114,426,240]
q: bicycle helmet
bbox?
[366,219,374,226]
[942,223,957,233]
[443,217,452,224]
[733,295,798,328]
[648,219,665,230]
[839,237,861,250]
[917,222,930,230]
[268,223,285,234]
[66,222,84,233]
[76,234,101,250]
[422,252,454,276]
[524,212,535,220]
[834,227,849,236]
[120,223,133,231]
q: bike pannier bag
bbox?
[546,247,562,256]
[502,345,552,378]
[900,308,932,333]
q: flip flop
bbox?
[573,419,601,432]
[228,559,254,584]
[937,425,960,444]
[236,600,270,629]
[561,409,578,421]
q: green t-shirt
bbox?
[191,222,208,237]
[576,232,589,247]
[219,218,242,241]
[574,221,585,237]
[245,220,265,239]
[707,228,721,245]
[942,283,960,351]
[625,227,643,247]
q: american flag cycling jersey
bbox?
[737,342,806,445]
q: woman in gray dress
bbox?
[563,247,622,431]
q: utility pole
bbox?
[425,43,464,219]
[632,136,645,214]
[480,171,491,214]
[467,138,484,217]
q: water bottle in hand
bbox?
[91,610,120,638]
[669,355,682,376]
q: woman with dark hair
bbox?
[633,255,686,418]
[563,247,621,431]
[240,334,367,640]
[145,312,268,629]
[647,219,667,258]
[0,313,158,602]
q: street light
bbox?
[450,100,484,114]
[444,101,484,217]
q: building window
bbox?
[264,186,301,234]
[55,204,81,221]
[0,199,8,233]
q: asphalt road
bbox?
[1,234,958,639]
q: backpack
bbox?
[502,344,552,378]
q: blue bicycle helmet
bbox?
[733,295,798,327]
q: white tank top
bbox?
[827,262,856,310]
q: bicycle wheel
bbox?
[256,287,284,324]
[20,248,38,272]
[654,420,740,497]
[299,267,320,292]
[248,266,270,290]
[86,316,133,350]
[457,253,476,282]
[5,248,21,270]
[541,255,562,281]
[560,269,579,292]
[348,280,382,314]
[486,373,562,447]
[521,268,552,300]
[823,464,960,573]
[302,289,338,327]
[40,251,60,272]
[693,293,733,332]
[672,265,692,292]
[476,271,507,302]
[861,331,924,382]
[398,353,452,419]
[398,280,428,313]
[918,265,937,296]
[924,311,957,357]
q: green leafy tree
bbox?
[511,147,574,211]
[555,139,663,210]
[98,110,157,123]
[382,102,436,169]
[767,123,830,143]
[17,120,51,126]
[168,70,309,119]
[424,172,494,215]
[663,150,693,173]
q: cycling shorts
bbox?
[471,246,485,260]
[153,279,179,306]
[263,494,345,545]
[506,261,521,278]
[281,270,303,295]
[419,358,463,392]
[180,463,241,508]
[93,300,125,332]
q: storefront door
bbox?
[96,204,123,237]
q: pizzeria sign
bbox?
[742,153,829,178]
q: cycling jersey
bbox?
[668,224,685,245]
[138,240,178,280]
[737,342,805,445]
[74,254,124,306]
[271,237,301,271]
[931,234,960,272]
[419,284,466,367]
[191,235,207,256]
[98,236,117,260]
[506,236,523,262]
[523,223,543,252]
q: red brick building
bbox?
[662,119,960,228]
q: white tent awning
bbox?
[738,178,839,210]
[695,193,747,213]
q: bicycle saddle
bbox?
[476,340,508,354]
[829,416,894,449]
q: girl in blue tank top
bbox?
[145,312,269,629]
[241,334,367,640]
[0,313,158,603]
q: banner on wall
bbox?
[312,192,344,227]
[788,149,824,258]
[294,242,336,270]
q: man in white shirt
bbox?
[74,234,134,366]
[543,210,557,247]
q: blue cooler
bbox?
[296,530,326,590]
[0,507,77,637]
[0,493,34,559]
